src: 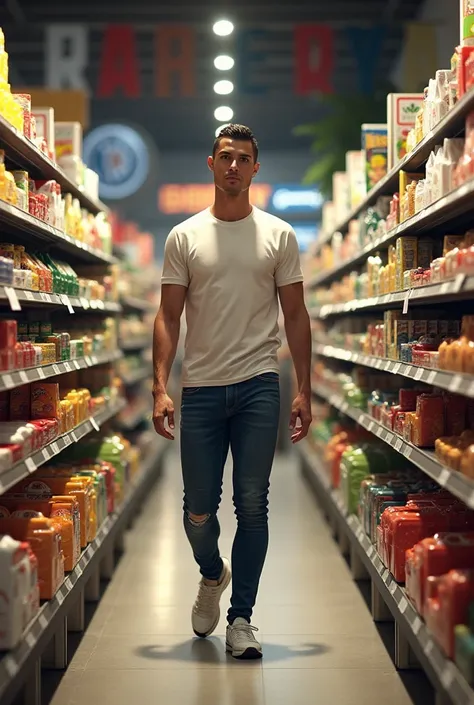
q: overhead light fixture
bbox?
[213,20,234,36]
[214,80,233,95]
[214,106,233,121]
[214,55,234,71]
[215,124,230,138]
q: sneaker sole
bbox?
[226,643,263,660]
[192,563,232,639]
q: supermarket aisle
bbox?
[50,449,430,705]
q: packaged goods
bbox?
[0,513,64,599]
[361,124,388,192]
[30,382,60,420]
[387,94,423,169]
[0,534,39,649]
[425,569,474,658]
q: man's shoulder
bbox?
[170,209,211,236]
[252,207,294,234]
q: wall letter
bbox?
[45,24,89,90]
[97,25,140,98]
[155,25,195,97]
[236,29,267,95]
[345,27,385,94]
[294,25,334,95]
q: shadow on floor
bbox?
[136,637,330,665]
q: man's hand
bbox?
[289,392,312,444]
[152,390,175,440]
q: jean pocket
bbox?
[255,372,279,383]
[182,387,201,395]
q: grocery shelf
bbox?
[299,441,474,705]
[312,383,474,509]
[0,284,121,313]
[120,337,150,352]
[117,405,149,431]
[314,87,474,250]
[307,179,474,290]
[0,349,122,393]
[122,366,153,386]
[0,115,108,216]
[313,343,474,398]
[0,199,117,266]
[120,295,155,313]
[0,397,126,496]
[310,274,474,318]
[0,437,167,705]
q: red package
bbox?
[399,389,420,412]
[0,320,17,350]
[414,395,445,447]
[444,394,468,436]
[425,570,474,658]
[406,533,474,615]
[0,443,23,463]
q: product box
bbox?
[461,0,474,46]
[32,107,55,156]
[361,124,388,193]
[332,172,350,224]
[346,150,366,209]
[387,94,424,170]
[54,121,83,160]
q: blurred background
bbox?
[0,0,457,258]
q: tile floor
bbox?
[48,449,432,705]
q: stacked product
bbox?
[0,317,118,371]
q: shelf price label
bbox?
[52,364,60,376]
[2,374,14,389]
[90,416,100,432]
[25,457,36,473]
[4,286,21,311]
[61,294,75,314]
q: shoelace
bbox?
[230,623,259,644]
[194,582,222,614]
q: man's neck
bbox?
[211,189,252,222]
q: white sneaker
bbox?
[192,557,231,638]
[226,617,263,659]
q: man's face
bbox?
[208,138,260,196]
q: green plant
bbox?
[294,83,396,197]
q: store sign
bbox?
[45,23,384,98]
[158,183,322,216]
[83,124,149,200]
[159,184,273,214]
[271,186,323,214]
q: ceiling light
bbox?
[214,106,233,121]
[215,124,230,138]
[214,55,234,71]
[214,80,233,95]
[213,20,234,36]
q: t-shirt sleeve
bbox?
[161,230,189,287]
[275,229,304,288]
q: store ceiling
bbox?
[0,0,426,152]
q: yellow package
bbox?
[31,382,60,420]
[396,237,418,291]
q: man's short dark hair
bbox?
[213,124,259,162]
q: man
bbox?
[152,124,312,659]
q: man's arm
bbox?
[278,282,312,443]
[152,283,187,440]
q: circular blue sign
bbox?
[83,124,150,200]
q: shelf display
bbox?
[0,25,162,705]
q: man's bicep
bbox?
[278,281,305,319]
[161,231,189,287]
[160,284,187,321]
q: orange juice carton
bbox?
[30,382,60,420]
[0,513,64,600]
[1,495,80,571]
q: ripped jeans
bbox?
[180,373,280,624]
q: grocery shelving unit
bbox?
[0,102,165,705]
[311,86,474,260]
[299,442,474,705]
[0,438,166,705]
[311,383,474,509]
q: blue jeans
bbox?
[180,372,280,624]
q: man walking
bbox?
[152,124,312,659]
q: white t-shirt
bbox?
[161,206,303,387]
